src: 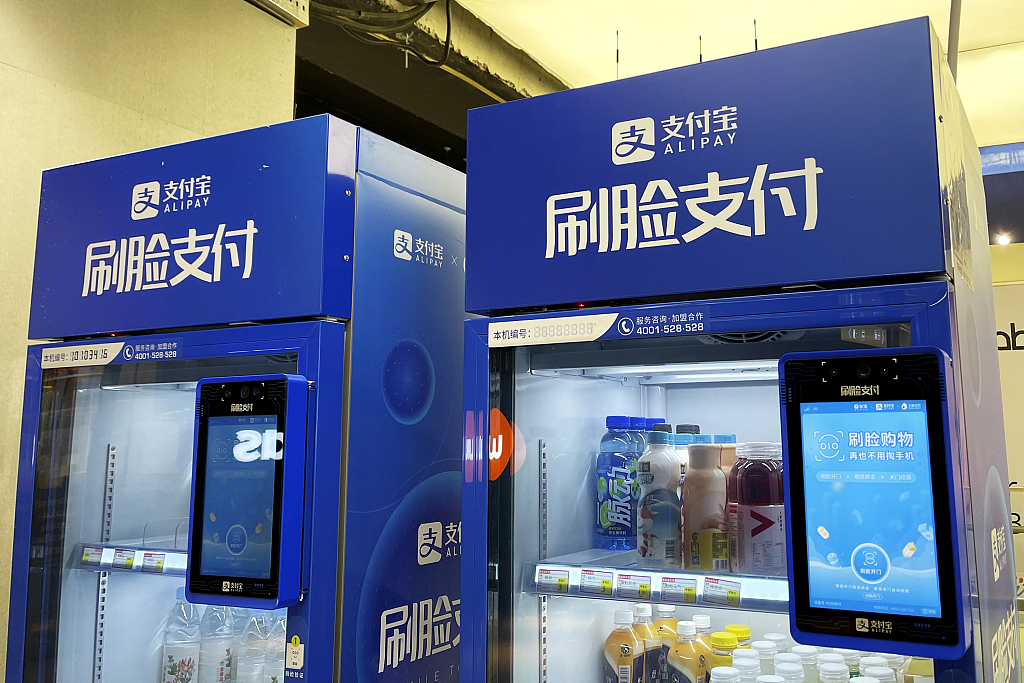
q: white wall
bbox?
[0,0,296,671]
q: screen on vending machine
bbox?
[199,414,279,580]
[799,401,940,617]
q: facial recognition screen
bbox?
[199,414,279,579]
[799,401,941,617]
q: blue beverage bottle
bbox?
[596,415,639,550]
[630,416,649,454]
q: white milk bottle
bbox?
[637,424,683,568]
[162,587,200,683]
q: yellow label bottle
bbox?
[655,605,679,682]
[724,624,751,649]
[709,632,739,668]
[668,621,708,683]
[605,610,644,683]
[633,604,662,683]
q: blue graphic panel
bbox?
[466,19,948,313]
[800,401,941,617]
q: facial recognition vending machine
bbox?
[8,115,466,683]
[460,18,1019,683]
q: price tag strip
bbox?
[536,568,570,594]
[616,573,653,600]
[580,568,615,596]
[71,543,188,576]
[702,576,742,607]
[662,576,698,604]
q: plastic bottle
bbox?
[751,641,777,675]
[775,663,806,683]
[710,667,741,683]
[654,605,678,682]
[790,646,818,683]
[724,624,751,649]
[763,633,790,654]
[733,654,762,683]
[199,605,235,683]
[597,415,640,551]
[683,444,728,571]
[676,424,701,436]
[648,417,668,432]
[732,443,786,576]
[235,612,274,683]
[819,663,850,683]
[710,632,739,668]
[692,435,713,445]
[631,417,649,454]
[758,677,786,683]
[862,667,896,683]
[605,609,643,683]
[816,653,846,682]
[638,425,683,568]
[850,678,881,683]
[858,658,887,675]
[667,620,708,683]
[726,444,746,574]
[875,654,906,676]
[692,614,714,654]
[774,654,802,670]
[264,609,287,683]
[633,604,662,683]
[716,435,738,471]
[832,650,861,678]
[230,607,251,680]
[896,658,932,683]
[162,587,201,683]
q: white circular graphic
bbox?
[618,318,634,336]
[851,542,891,584]
[123,345,133,360]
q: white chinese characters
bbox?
[545,158,823,259]
[378,594,460,672]
[130,175,212,220]
[82,221,257,297]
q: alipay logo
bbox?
[131,182,161,220]
[417,522,443,565]
[394,229,413,261]
[611,118,656,165]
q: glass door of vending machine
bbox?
[462,281,958,683]
[10,321,343,683]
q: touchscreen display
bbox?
[799,400,941,617]
[199,415,279,579]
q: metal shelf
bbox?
[526,549,789,613]
[71,542,187,577]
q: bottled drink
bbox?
[875,654,906,676]
[750,642,777,675]
[726,445,746,574]
[692,614,714,655]
[648,418,668,432]
[817,653,846,682]
[683,444,728,571]
[230,608,251,680]
[850,678,881,683]
[654,605,678,682]
[832,651,861,678]
[235,612,274,683]
[775,654,801,670]
[776,663,806,683]
[858,658,887,675]
[199,605,235,683]
[630,417,649,454]
[676,424,700,435]
[667,621,708,683]
[710,632,738,668]
[597,415,640,550]
[264,609,287,683]
[724,624,751,649]
[604,609,643,683]
[819,664,851,683]
[763,633,790,654]
[710,667,741,683]
[633,604,661,683]
[638,425,683,568]
[896,658,932,683]
[732,654,762,683]
[758,677,786,683]
[162,587,200,683]
[862,667,896,683]
[733,443,785,576]
[790,646,818,683]
[716,435,738,471]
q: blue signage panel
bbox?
[466,18,949,313]
[29,115,357,339]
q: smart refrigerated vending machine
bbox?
[9,115,466,683]
[461,18,1018,683]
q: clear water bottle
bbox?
[630,416,649,453]
[230,608,251,680]
[162,587,200,683]
[199,605,235,683]
[596,415,639,550]
[264,609,288,683]
[235,611,274,683]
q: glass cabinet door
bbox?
[23,350,297,683]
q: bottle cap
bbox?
[633,603,652,617]
[818,654,846,667]
[630,416,646,429]
[647,418,667,430]
[733,649,759,660]
[677,433,695,445]
[874,654,906,668]
[692,434,714,444]
[850,678,881,683]
[771,443,783,460]
[792,645,818,662]
[614,610,634,626]
[819,663,851,682]
[676,424,700,434]
[725,624,751,641]
[763,632,789,645]
[752,641,778,658]
[710,632,739,649]
[606,415,630,428]
[820,663,850,674]
[692,614,712,630]
[733,656,761,672]
[739,442,778,459]
[714,434,737,443]
[832,649,861,666]
[652,423,672,432]
[774,663,805,682]
[656,604,675,617]
[176,586,186,601]
[649,430,672,444]
[757,677,786,683]
[710,667,741,683]
[677,620,696,636]
[775,654,802,665]
[858,658,887,671]
[862,668,895,683]
[688,443,722,467]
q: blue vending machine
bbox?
[461,19,1019,683]
[9,116,465,683]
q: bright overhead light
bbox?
[997,234,1011,246]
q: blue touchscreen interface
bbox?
[200,415,279,579]
[799,401,941,617]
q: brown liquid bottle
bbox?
[733,443,786,576]
[605,610,644,683]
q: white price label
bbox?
[536,568,569,594]
[703,577,741,607]
[41,342,125,368]
[580,569,614,596]
[661,576,697,603]
[616,573,652,600]
[488,313,618,347]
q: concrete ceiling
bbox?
[459,0,1024,147]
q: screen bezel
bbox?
[188,379,286,600]
[783,351,961,647]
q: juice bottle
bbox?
[725,624,751,649]
[633,604,662,683]
[832,650,862,678]
[637,425,682,568]
[605,609,643,683]
[734,443,785,576]
[683,444,729,571]
[751,641,777,675]
[710,632,738,668]
[732,654,762,683]
[597,416,640,550]
[726,445,747,574]
[692,614,714,655]
[791,646,818,683]
[654,605,678,682]
[716,434,738,470]
[668,621,708,683]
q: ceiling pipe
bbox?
[948,0,962,80]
